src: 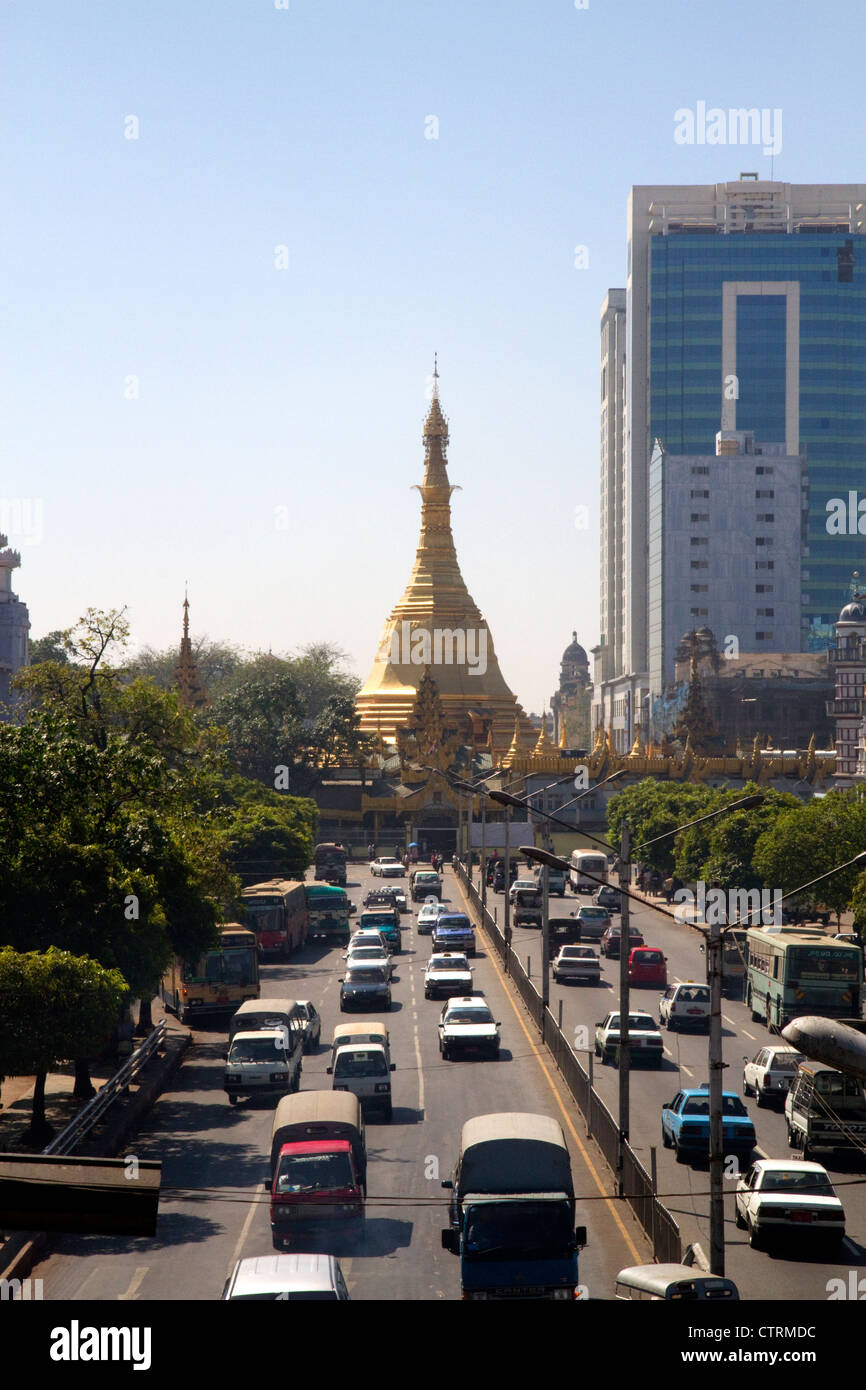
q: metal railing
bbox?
[43,1022,167,1157]
[454,861,681,1265]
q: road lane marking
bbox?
[743,1029,756,1040]
[723,1015,735,1026]
[680,1065,694,1077]
[117,1267,148,1301]
[230,1180,266,1270]
[413,1022,425,1117]
[454,877,643,1266]
[754,1147,769,1159]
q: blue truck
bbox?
[441,1112,586,1300]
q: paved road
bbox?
[498,875,866,1301]
[33,865,649,1301]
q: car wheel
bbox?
[674,1139,686,1163]
[339,1002,347,1013]
[786,1121,796,1148]
[734,1204,746,1230]
[801,1137,811,1161]
[748,1219,763,1250]
[743,1077,752,1097]
[227,1094,238,1107]
[383,1103,393,1122]
[661,1126,672,1149]
[755,1089,766,1108]
[442,1047,450,1061]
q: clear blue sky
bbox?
[2,0,863,711]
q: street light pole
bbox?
[480,797,487,912]
[707,915,725,1274]
[504,805,512,966]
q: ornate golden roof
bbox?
[356,365,536,749]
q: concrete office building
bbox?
[594,178,866,748]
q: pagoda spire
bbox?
[533,711,554,758]
[172,587,209,710]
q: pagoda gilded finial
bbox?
[172,589,209,711]
[533,712,554,758]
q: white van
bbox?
[327,1044,395,1122]
[224,1028,302,1106]
[569,852,608,895]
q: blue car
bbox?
[432,914,477,957]
[661,1085,756,1164]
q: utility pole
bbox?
[541,862,550,1012]
[617,821,631,1197]
[480,797,487,913]
[707,915,725,1275]
[503,804,512,968]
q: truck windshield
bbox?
[229,1038,284,1063]
[275,1152,354,1193]
[335,1053,388,1078]
[464,1201,573,1257]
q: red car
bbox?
[600,924,645,959]
[628,946,667,988]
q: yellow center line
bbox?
[454,876,643,1265]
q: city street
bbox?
[32,864,648,1302]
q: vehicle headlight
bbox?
[225,1072,241,1082]
[270,1072,286,1083]
[374,1083,391,1093]
[552,1289,572,1301]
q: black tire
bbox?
[383,1103,393,1122]
[227,1094,238,1107]
[755,1089,766,1108]
[748,1219,763,1251]
[674,1140,687,1164]
[662,1126,672,1149]
[442,1047,450,1061]
[786,1121,796,1148]
[734,1204,746,1230]
[743,1077,753,1097]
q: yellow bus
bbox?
[161,925,260,1025]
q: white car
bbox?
[438,996,501,1060]
[344,944,393,981]
[659,982,710,1032]
[595,1011,664,1067]
[735,1159,846,1251]
[743,1046,804,1108]
[349,928,390,951]
[371,857,405,877]
[508,878,536,904]
[222,1254,350,1300]
[424,952,473,999]
[552,945,601,986]
[417,900,446,935]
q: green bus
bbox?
[745,927,862,1032]
[304,883,351,947]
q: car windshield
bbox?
[334,1052,388,1078]
[447,1008,493,1024]
[429,958,468,971]
[580,909,607,919]
[347,968,387,983]
[228,1037,284,1063]
[349,948,386,959]
[275,1152,354,1193]
[610,1015,655,1030]
[464,1201,573,1257]
[759,1170,835,1195]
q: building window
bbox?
[690,607,709,617]
[690,584,709,592]
[756,489,775,499]
[690,512,710,522]
[757,513,775,523]
[690,466,710,476]
[690,489,710,499]
[755,584,775,593]
[756,466,775,475]
[690,537,709,546]
[756,607,775,616]
[755,537,773,547]
[756,631,774,641]
[690,560,709,569]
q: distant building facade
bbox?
[550,632,592,749]
[0,536,29,714]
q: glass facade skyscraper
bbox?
[648,228,866,647]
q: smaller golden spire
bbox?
[557,716,568,750]
[533,711,554,758]
[504,715,521,768]
[172,588,209,711]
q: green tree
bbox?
[0,947,127,1143]
[753,790,866,926]
[674,784,801,887]
[208,667,313,788]
[28,631,71,665]
[314,694,373,769]
[607,780,716,877]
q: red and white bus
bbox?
[241,880,307,959]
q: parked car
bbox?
[594,885,621,913]
[600,924,645,959]
[661,1085,756,1164]
[552,944,600,986]
[424,952,474,999]
[432,914,476,956]
[574,906,611,940]
[222,1254,350,1300]
[339,964,392,1012]
[438,996,501,1061]
[743,1046,804,1107]
[628,947,667,988]
[735,1159,845,1251]
[371,857,404,877]
[659,982,710,1032]
[595,1011,663,1067]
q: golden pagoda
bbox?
[356,362,535,749]
[172,591,209,710]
